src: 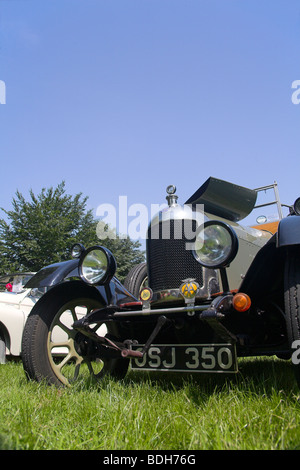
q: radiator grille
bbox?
[146,219,204,292]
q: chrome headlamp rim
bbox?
[192,220,238,269]
[293,197,300,216]
[70,243,86,259]
[79,245,117,285]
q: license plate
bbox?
[131,343,238,373]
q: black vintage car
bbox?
[21,177,300,387]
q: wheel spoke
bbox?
[55,319,74,337]
[49,339,72,350]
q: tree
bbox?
[100,232,145,282]
[0,182,145,281]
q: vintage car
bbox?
[21,177,300,388]
[0,272,43,363]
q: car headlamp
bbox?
[79,246,117,285]
[293,197,300,216]
[193,221,238,269]
[71,243,85,258]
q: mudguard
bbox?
[25,259,80,288]
[24,259,138,307]
[277,216,300,247]
[238,235,285,299]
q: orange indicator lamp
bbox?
[233,293,251,312]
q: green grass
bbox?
[1,357,300,450]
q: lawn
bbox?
[1,357,300,450]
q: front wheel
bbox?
[21,282,129,387]
[284,247,300,387]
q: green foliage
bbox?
[0,182,144,280]
[100,234,145,282]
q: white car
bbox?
[0,273,46,363]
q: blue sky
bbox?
[0,0,300,241]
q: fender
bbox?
[277,216,300,247]
[25,259,80,288]
[238,235,285,299]
[24,259,138,306]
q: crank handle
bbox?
[121,349,143,358]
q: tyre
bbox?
[21,281,129,387]
[284,247,300,386]
[124,263,148,298]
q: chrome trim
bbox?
[113,303,209,318]
[149,269,220,306]
[151,288,211,303]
